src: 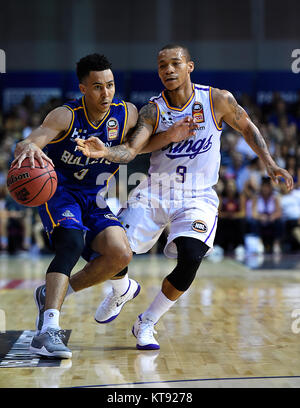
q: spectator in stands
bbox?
[0,184,8,253]
[223,151,245,181]
[268,99,296,128]
[214,178,246,255]
[252,177,283,254]
[236,156,265,193]
[284,153,300,186]
[4,195,33,255]
[240,175,260,235]
[278,179,300,252]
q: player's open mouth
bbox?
[165,77,177,82]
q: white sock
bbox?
[142,290,176,323]
[65,284,75,297]
[110,274,130,295]
[41,309,60,333]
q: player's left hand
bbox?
[166,117,199,143]
[76,137,108,158]
[266,164,294,191]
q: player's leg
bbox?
[90,192,166,324]
[133,237,209,350]
[68,225,139,324]
[30,226,84,358]
[30,187,86,358]
[133,191,219,350]
[65,201,139,323]
[69,225,133,289]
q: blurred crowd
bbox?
[0,91,300,257]
[214,91,300,258]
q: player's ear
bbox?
[187,61,194,74]
[79,83,86,95]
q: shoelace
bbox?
[46,329,66,344]
[139,320,157,339]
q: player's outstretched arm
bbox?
[214,88,294,191]
[76,102,198,162]
[12,107,72,168]
[140,116,198,153]
[76,103,155,163]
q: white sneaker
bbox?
[95,279,141,324]
[132,314,160,350]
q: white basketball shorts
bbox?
[118,178,219,258]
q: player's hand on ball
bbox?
[167,117,198,143]
[76,137,108,158]
[12,142,54,169]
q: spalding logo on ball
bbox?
[7,158,57,207]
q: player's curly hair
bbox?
[76,53,112,83]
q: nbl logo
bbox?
[192,102,205,123]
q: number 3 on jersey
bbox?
[176,166,187,183]
[74,168,89,180]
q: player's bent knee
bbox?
[113,246,132,269]
[166,260,200,292]
[47,227,85,277]
[166,237,210,292]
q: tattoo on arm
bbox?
[227,94,244,131]
[105,103,157,164]
[244,123,268,151]
[105,144,134,163]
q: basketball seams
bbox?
[24,176,54,205]
[7,158,57,207]
[8,169,56,194]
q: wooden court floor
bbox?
[0,252,300,388]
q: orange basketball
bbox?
[7,158,57,207]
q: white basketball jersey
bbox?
[149,84,223,191]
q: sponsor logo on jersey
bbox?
[192,220,208,233]
[62,210,75,217]
[162,134,213,159]
[104,213,119,221]
[58,209,79,224]
[70,128,88,141]
[106,118,119,140]
[192,102,205,123]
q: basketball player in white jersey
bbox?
[76,44,293,350]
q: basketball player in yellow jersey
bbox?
[77,44,293,350]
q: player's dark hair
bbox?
[76,53,112,83]
[159,44,191,62]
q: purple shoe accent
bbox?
[133,283,141,299]
[95,314,119,324]
[136,343,160,350]
[120,280,131,297]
